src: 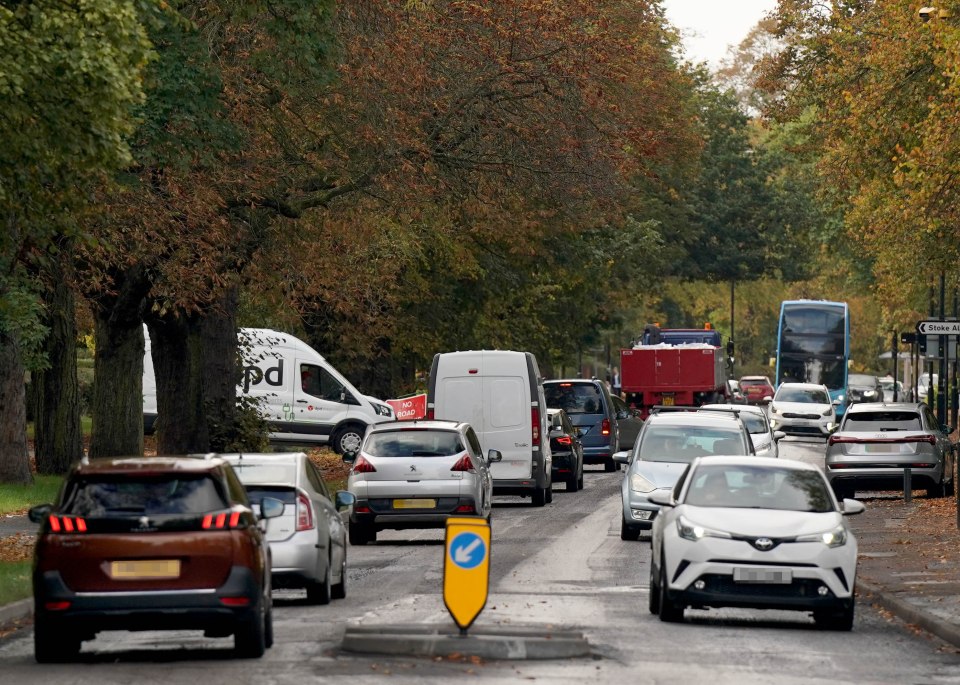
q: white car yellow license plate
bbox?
[392,499,437,509]
[733,567,792,584]
[109,559,181,579]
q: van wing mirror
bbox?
[487,449,503,463]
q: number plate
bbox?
[662,396,675,406]
[732,567,792,584]
[865,443,897,454]
[109,560,181,579]
[392,499,437,509]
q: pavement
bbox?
[4,496,960,657]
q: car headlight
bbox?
[676,515,732,542]
[373,403,392,417]
[863,390,876,397]
[837,394,845,403]
[797,525,847,548]
[630,473,656,494]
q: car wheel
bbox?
[620,518,640,541]
[814,601,855,631]
[349,521,375,545]
[331,551,347,600]
[577,465,584,490]
[658,557,684,623]
[306,561,333,605]
[234,597,267,658]
[833,484,854,501]
[566,470,579,492]
[648,560,661,614]
[946,478,956,497]
[546,483,554,503]
[264,598,274,649]
[34,617,81,663]
[332,425,364,455]
[928,479,947,498]
[532,487,547,507]
[604,458,616,473]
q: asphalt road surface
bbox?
[2,439,959,683]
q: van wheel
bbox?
[349,521,375,545]
[545,484,553,503]
[604,458,616,472]
[532,487,547,507]
[333,425,364,455]
[34,617,81,663]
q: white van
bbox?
[426,350,553,506]
[143,327,393,453]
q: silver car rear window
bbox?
[366,430,465,457]
[639,427,745,463]
[843,412,922,432]
[230,463,298,485]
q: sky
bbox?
[662,0,778,68]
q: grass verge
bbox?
[0,475,63,516]
[0,561,31,605]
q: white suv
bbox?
[768,383,837,438]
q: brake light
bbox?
[912,463,935,468]
[352,455,377,473]
[47,516,87,533]
[426,408,435,420]
[828,435,857,446]
[451,454,475,472]
[556,435,573,446]
[44,601,71,611]
[910,435,937,445]
[454,504,476,514]
[601,418,611,436]
[202,510,242,530]
[532,407,541,446]
[296,491,314,531]
[220,597,251,607]
[355,504,371,513]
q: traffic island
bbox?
[340,623,592,660]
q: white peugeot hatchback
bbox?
[649,457,863,630]
[344,420,501,544]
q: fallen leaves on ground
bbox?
[0,533,34,563]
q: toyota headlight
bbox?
[630,473,656,494]
[677,515,732,542]
[797,524,847,548]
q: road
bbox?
[1,439,959,683]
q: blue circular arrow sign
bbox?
[449,531,486,570]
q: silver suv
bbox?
[825,403,955,499]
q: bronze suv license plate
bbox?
[109,560,181,579]
[733,567,792,584]
[393,499,437,509]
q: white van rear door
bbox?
[482,376,531,480]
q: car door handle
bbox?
[296,400,308,404]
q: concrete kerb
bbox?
[340,623,592,660]
[859,579,960,649]
[0,599,32,629]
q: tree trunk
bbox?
[0,329,33,483]
[33,267,83,473]
[150,288,239,454]
[89,312,144,458]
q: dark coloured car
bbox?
[825,402,955,499]
[544,379,621,472]
[846,373,882,404]
[28,456,280,662]
[738,376,775,405]
[547,408,585,492]
[611,395,644,451]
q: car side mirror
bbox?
[942,424,953,434]
[342,449,358,464]
[648,491,674,507]
[487,449,503,463]
[832,398,842,406]
[613,450,631,465]
[616,410,629,420]
[260,497,284,520]
[773,430,786,441]
[28,504,53,524]
[335,490,356,510]
[841,498,865,516]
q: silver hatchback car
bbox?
[344,420,501,545]
[221,452,355,604]
[825,403,955,499]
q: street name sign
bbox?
[443,517,491,633]
[917,320,960,335]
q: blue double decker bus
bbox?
[775,300,850,418]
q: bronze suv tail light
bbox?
[201,510,243,530]
[47,516,87,533]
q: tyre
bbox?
[306,562,332,605]
[648,562,661,615]
[349,521,375,545]
[332,424,364,455]
[927,480,947,499]
[264,601,274,649]
[532,487,547,507]
[658,559,683,623]
[331,551,347,600]
[577,465,584,490]
[814,602,855,631]
[946,478,956,497]
[620,518,641,541]
[546,483,554,504]
[604,458,616,473]
[234,598,267,658]
[566,470,579,492]
[833,484,854,501]
[34,617,81,663]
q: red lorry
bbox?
[620,325,730,419]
